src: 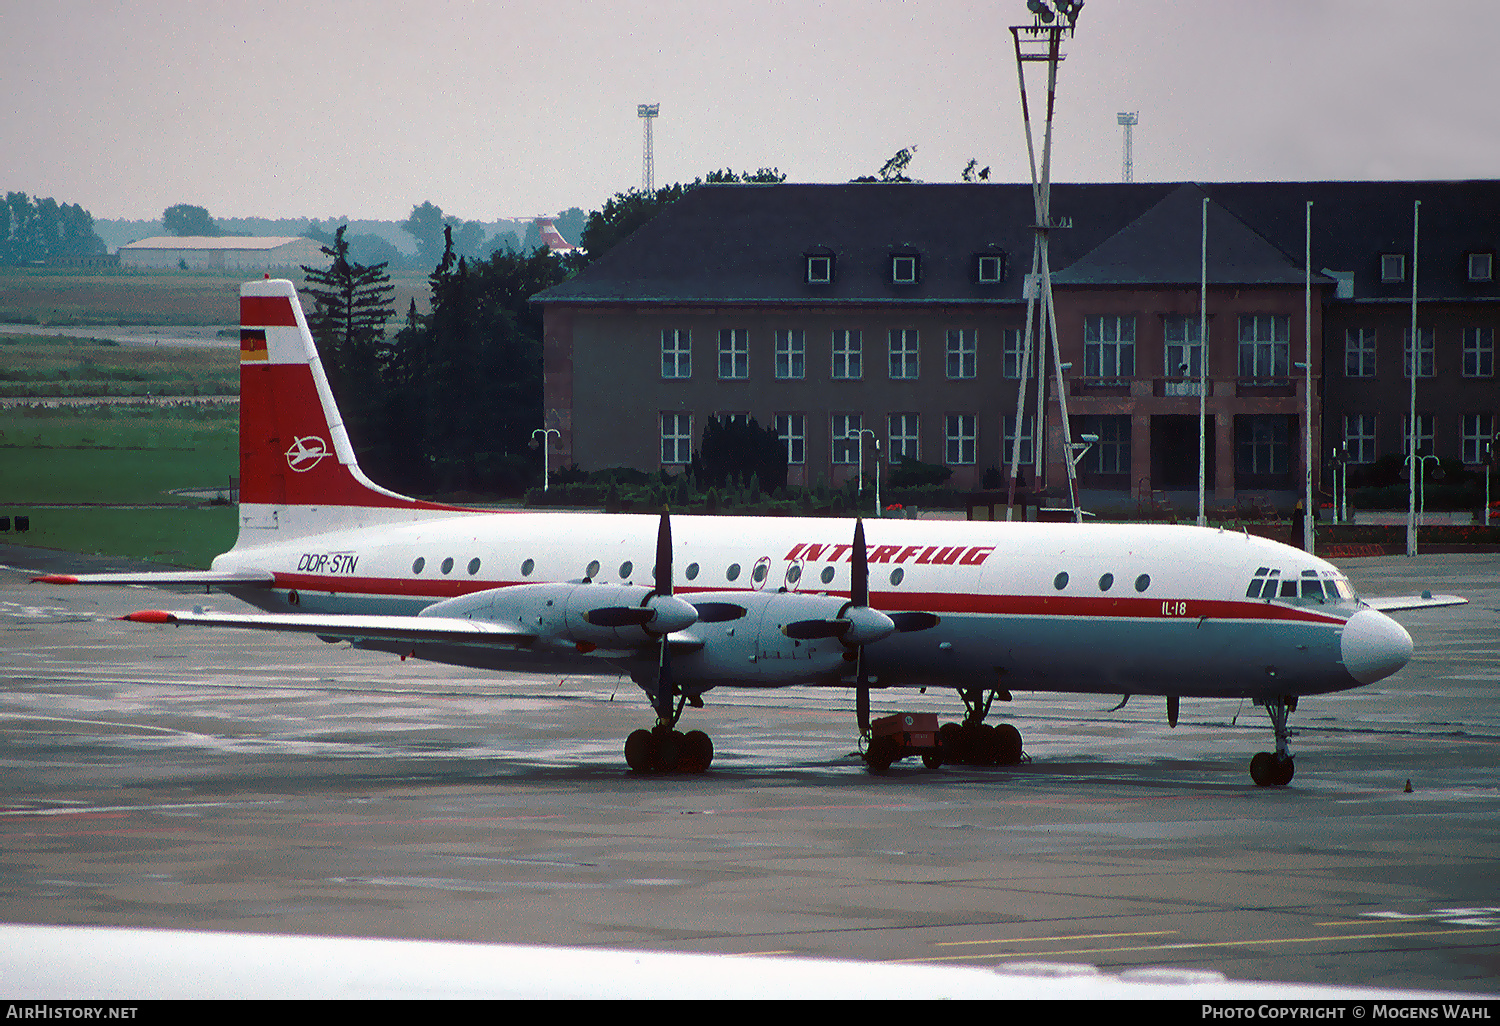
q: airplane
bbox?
[33,278,1465,786]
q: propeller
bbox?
[782,519,895,646]
[650,512,677,721]
[580,512,697,636]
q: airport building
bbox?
[532,181,1500,510]
[118,236,327,272]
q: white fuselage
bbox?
[212,511,1405,701]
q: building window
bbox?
[976,254,1005,283]
[946,329,977,379]
[1404,413,1434,457]
[1381,254,1406,282]
[1463,327,1494,377]
[888,329,919,379]
[831,413,862,464]
[831,329,862,379]
[1468,253,1493,282]
[1003,415,1034,467]
[1084,316,1136,380]
[1403,327,1434,378]
[1080,416,1131,475]
[1163,315,1204,378]
[1462,413,1494,465]
[661,412,692,465]
[1238,416,1290,474]
[945,413,977,465]
[1343,414,1377,465]
[891,254,919,285]
[1002,328,1026,379]
[661,329,691,379]
[806,254,834,284]
[775,413,806,465]
[888,413,920,463]
[1344,328,1377,377]
[1238,314,1290,380]
[775,329,805,379]
[718,329,749,379]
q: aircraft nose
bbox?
[1341,608,1413,685]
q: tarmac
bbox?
[1,542,1496,994]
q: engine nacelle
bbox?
[663,590,894,688]
[422,582,698,652]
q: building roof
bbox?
[120,236,312,251]
[532,180,1500,306]
[1051,183,1329,287]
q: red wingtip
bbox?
[32,574,79,584]
[120,610,178,624]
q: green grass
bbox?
[7,505,240,569]
[0,404,239,568]
[0,335,238,397]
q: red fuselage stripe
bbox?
[267,573,1346,626]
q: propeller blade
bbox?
[653,511,672,597]
[692,602,747,623]
[583,606,655,627]
[889,611,940,632]
[781,619,851,640]
[851,518,868,609]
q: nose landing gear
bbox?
[1249,696,1296,786]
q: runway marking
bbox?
[891,925,1500,964]
[934,930,1177,947]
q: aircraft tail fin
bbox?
[234,278,465,543]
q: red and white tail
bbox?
[234,278,466,543]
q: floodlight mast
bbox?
[638,103,660,193]
[1006,1,1085,523]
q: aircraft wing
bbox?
[1361,593,1468,612]
[120,608,535,647]
[33,568,276,590]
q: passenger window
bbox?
[586,560,601,579]
[468,558,481,575]
[1098,573,1114,592]
[440,557,454,575]
[1135,574,1151,592]
[727,563,742,581]
[620,560,634,579]
[820,566,836,585]
[1053,572,1069,590]
[686,562,700,580]
[521,558,535,576]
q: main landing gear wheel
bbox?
[625,725,713,775]
[940,690,1024,767]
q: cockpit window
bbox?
[1301,578,1326,602]
[1249,566,1355,605]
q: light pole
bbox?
[532,428,560,492]
[1405,453,1440,539]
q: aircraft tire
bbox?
[651,729,684,773]
[625,729,654,773]
[995,724,1023,766]
[680,730,713,773]
[939,723,966,764]
[1250,751,1295,787]
[921,752,943,770]
[972,723,1000,765]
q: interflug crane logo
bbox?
[285,436,331,472]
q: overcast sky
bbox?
[5,0,1497,224]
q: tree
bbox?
[401,201,448,268]
[578,168,787,264]
[300,225,395,439]
[1,193,105,263]
[691,416,788,496]
[961,159,991,182]
[853,147,917,183]
[162,204,221,236]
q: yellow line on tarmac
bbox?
[934,930,1178,947]
[890,925,1499,964]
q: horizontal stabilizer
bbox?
[120,608,534,647]
[1361,593,1467,612]
[34,569,275,589]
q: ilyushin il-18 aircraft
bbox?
[34,279,1465,786]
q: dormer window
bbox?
[975,253,1006,284]
[891,254,920,285]
[805,254,834,285]
[1381,253,1406,283]
[1469,252,1493,282]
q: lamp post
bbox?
[1405,453,1440,537]
[531,428,560,492]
